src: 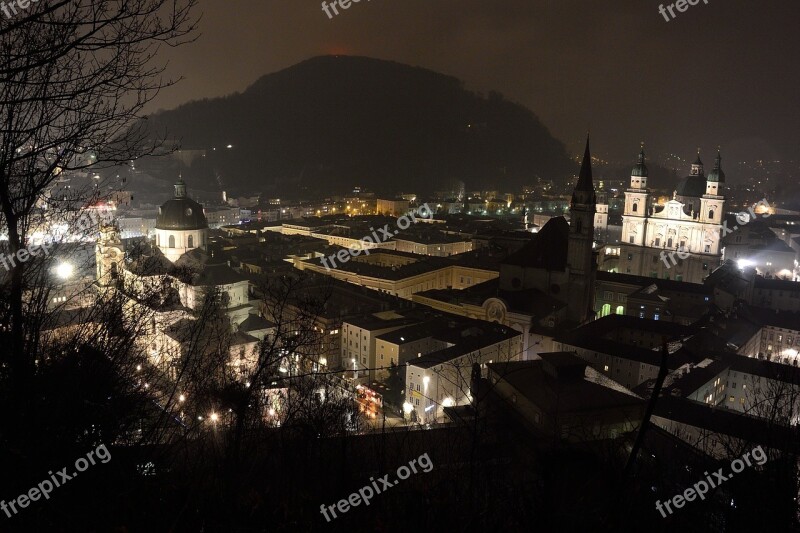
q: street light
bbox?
[55,262,73,279]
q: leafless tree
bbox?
[0,1,199,441]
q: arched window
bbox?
[188,235,194,248]
[168,235,175,248]
[601,304,611,317]
[667,237,673,248]
[615,305,624,315]
[708,210,714,220]
[632,203,638,213]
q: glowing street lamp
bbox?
[55,262,73,279]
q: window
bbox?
[188,235,194,248]
[639,312,645,318]
[729,396,735,403]
[604,365,609,372]
[654,313,660,321]
[629,236,635,244]
[704,245,711,253]
[168,235,175,248]
[667,237,673,248]
[604,291,613,301]
[601,304,611,317]
[709,210,714,219]
[655,237,661,247]
[632,203,638,213]
[615,305,624,315]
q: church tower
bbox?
[567,136,597,322]
[621,144,651,246]
[96,222,123,287]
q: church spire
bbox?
[707,148,725,183]
[631,142,649,178]
[691,148,705,176]
[572,134,596,206]
[576,134,593,191]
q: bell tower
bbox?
[96,222,123,287]
[622,144,651,246]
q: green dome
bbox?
[155,178,208,231]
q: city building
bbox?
[618,148,726,283]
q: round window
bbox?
[185,208,193,216]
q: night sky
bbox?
[156,0,800,163]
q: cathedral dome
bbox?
[155,178,208,231]
[675,174,707,197]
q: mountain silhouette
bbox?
[143,55,575,196]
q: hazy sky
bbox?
[155,0,800,164]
